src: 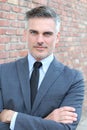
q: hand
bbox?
[45,106,78,124]
[0,109,15,123]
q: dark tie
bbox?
[30,61,42,107]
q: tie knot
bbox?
[33,61,42,69]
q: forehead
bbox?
[28,18,56,32]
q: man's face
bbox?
[27,18,60,60]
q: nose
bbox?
[37,34,44,43]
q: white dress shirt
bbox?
[10,53,54,130]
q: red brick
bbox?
[16,29,24,36]
[0,59,5,64]
[0,12,8,19]
[0,37,10,43]
[0,29,16,35]
[0,0,7,2]
[10,44,25,50]
[5,29,16,35]
[17,15,25,20]
[0,51,9,59]
[0,20,10,27]
[9,51,19,58]
[0,12,17,20]
[21,30,27,42]
[0,44,5,51]
[12,6,22,13]
[11,37,19,42]
[7,13,17,20]
[0,4,11,11]
[0,29,6,35]
[19,50,28,57]
[11,21,25,28]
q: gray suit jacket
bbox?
[0,56,84,130]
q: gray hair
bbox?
[26,6,60,32]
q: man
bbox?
[0,6,84,130]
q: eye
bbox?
[29,30,38,35]
[43,32,53,37]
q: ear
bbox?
[55,32,60,48]
[56,32,60,43]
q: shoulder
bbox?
[53,57,84,80]
[0,56,27,72]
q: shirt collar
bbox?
[41,54,54,73]
[28,53,54,73]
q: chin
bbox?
[35,55,47,60]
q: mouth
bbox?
[34,46,47,51]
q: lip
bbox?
[34,46,47,50]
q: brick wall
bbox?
[0,0,87,116]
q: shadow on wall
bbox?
[76,115,87,130]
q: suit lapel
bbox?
[31,58,64,114]
[16,56,31,113]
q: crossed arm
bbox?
[0,106,77,125]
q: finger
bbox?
[61,111,78,118]
[61,114,77,120]
[60,106,76,112]
[60,119,74,124]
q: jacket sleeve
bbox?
[14,113,73,130]
[0,122,10,130]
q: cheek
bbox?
[28,36,33,42]
[28,39,33,50]
[47,38,56,47]
[28,36,35,47]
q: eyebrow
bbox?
[29,29,54,34]
[43,31,53,35]
[29,29,38,33]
